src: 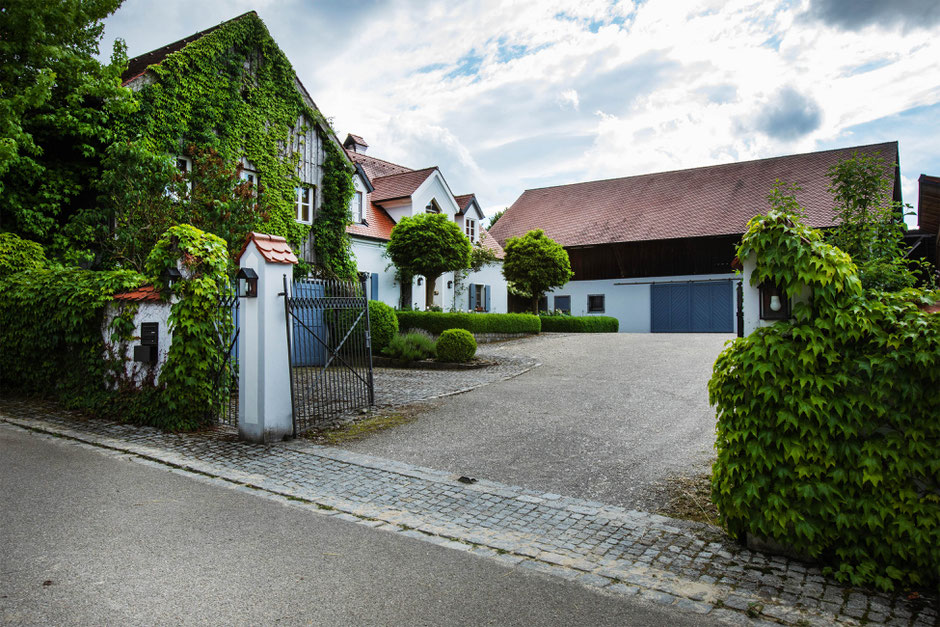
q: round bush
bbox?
[368,300,398,353]
[436,328,477,363]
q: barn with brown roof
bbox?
[489,142,902,332]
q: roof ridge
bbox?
[124,11,257,67]
[371,166,438,181]
[349,151,415,172]
[517,141,899,195]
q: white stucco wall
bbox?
[741,255,811,335]
[545,273,740,333]
[102,299,173,386]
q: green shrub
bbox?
[539,315,619,332]
[709,201,940,592]
[0,232,48,277]
[368,300,398,353]
[436,328,477,363]
[395,311,540,335]
[382,332,436,362]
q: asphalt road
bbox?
[341,333,732,512]
[0,424,714,626]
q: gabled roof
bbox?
[347,150,414,180]
[489,142,900,248]
[479,229,505,260]
[918,174,940,235]
[348,201,397,241]
[370,167,439,204]
[237,232,298,265]
[454,194,476,215]
[121,12,252,86]
[343,133,369,149]
[113,285,162,302]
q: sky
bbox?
[98,0,940,227]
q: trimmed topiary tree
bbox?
[502,229,573,314]
[368,300,398,354]
[386,213,472,306]
[436,328,477,363]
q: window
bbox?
[465,218,476,241]
[167,156,192,199]
[587,294,605,313]
[425,199,441,214]
[553,295,571,314]
[240,168,258,193]
[350,191,363,223]
[468,284,490,312]
[295,186,313,223]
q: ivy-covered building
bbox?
[120,11,355,269]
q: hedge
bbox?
[368,300,398,353]
[396,311,540,335]
[539,315,619,333]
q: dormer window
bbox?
[425,199,441,214]
[465,218,476,242]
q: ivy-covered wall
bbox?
[126,12,355,270]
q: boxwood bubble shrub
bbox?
[367,300,398,353]
[436,328,477,363]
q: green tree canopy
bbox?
[386,213,472,302]
[0,0,136,259]
[825,152,934,291]
[501,229,573,313]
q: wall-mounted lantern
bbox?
[236,267,259,298]
[447,280,453,289]
[417,277,423,286]
[162,267,182,290]
[759,282,790,320]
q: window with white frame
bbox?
[239,168,258,195]
[465,218,476,241]
[295,186,314,224]
[350,191,363,223]
[167,156,192,199]
[425,199,441,214]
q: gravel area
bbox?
[339,332,732,512]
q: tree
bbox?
[0,0,136,261]
[487,207,507,228]
[825,152,935,291]
[502,229,573,314]
[386,213,472,307]
[451,241,499,311]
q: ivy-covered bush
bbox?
[539,315,619,333]
[0,232,48,277]
[0,264,146,411]
[382,332,436,362]
[396,311,540,335]
[436,328,477,363]
[709,201,940,592]
[368,300,398,354]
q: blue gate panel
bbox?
[651,281,733,333]
[291,282,327,366]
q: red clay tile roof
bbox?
[348,202,397,241]
[371,167,438,204]
[479,229,505,259]
[121,12,253,86]
[918,174,940,234]
[347,150,414,180]
[343,133,369,149]
[113,285,162,302]
[236,232,298,265]
[489,142,899,248]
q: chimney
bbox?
[343,133,369,154]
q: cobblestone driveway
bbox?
[1,402,935,627]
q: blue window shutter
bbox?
[469,283,476,310]
[370,273,379,301]
[484,285,491,312]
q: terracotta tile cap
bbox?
[236,232,298,265]
[113,285,162,302]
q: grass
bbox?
[305,406,430,445]
[655,472,720,526]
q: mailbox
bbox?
[133,322,159,363]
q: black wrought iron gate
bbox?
[284,274,375,435]
[216,292,240,425]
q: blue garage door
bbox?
[650,281,733,333]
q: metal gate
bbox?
[650,280,734,333]
[216,292,240,425]
[284,274,375,435]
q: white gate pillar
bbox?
[236,233,298,443]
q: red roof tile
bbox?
[371,168,438,203]
[347,150,414,180]
[343,133,369,149]
[237,232,298,265]
[479,229,505,260]
[113,285,162,302]
[454,194,476,215]
[348,202,396,241]
[489,142,899,248]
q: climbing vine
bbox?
[127,12,351,270]
[709,186,940,592]
[310,140,356,279]
[144,224,233,430]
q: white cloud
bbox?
[557,89,580,111]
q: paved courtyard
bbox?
[1,402,935,626]
[351,332,731,511]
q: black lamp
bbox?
[236,267,259,298]
[162,267,183,290]
[417,277,423,286]
[759,282,790,320]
